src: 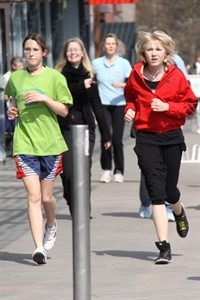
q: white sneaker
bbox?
[196,128,200,134]
[32,247,47,264]
[114,173,124,183]
[43,219,57,250]
[100,170,111,183]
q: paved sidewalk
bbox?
[0,123,199,300]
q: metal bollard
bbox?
[71,125,91,300]
[0,88,6,163]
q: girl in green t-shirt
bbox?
[6,33,73,265]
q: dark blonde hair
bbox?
[22,33,49,55]
[102,33,119,45]
[135,30,176,65]
[55,37,94,78]
[101,33,119,52]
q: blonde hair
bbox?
[55,37,94,78]
[135,30,176,66]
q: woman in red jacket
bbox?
[124,30,197,264]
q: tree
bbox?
[135,0,200,65]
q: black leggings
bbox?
[134,143,183,205]
[100,105,125,174]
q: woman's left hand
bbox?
[151,98,169,112]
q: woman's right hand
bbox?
[7,106,19,120]
[124,108,135,123]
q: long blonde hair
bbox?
[55,37,94,78]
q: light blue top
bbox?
[172,54,189,80]
[92,55,132,106]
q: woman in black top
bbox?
[55,37,111,216]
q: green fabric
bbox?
[5,67,73,156]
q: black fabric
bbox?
[134,142,183,204]
[144,79,159,90]
[57,62,111,143]
[100,105,125,174]
[136,128,186,148]
[130,121,136,138]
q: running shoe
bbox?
[114,173,124,183]
[100,170,111,183]
[43,219,57,250]
[32,247,47,265]
[155,241,171,264]
[139,205,152,218]
[173,205,189,238]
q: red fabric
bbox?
[124,62,197,133]
[89,0,137,4]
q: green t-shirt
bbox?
[5,66,73,156]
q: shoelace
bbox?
[177,220,186,230]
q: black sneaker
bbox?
[173,205,189,238]
[155,241,171,265]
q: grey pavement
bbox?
[0,120,200,300]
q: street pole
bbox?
[89,4,95,60]
[71,125,91,300]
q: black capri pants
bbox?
[134,142,184,205]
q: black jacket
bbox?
[58,62,111,143]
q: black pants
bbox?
[100,105,125,174]
[60,129,95,213]
[134,143,183,205]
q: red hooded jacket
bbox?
[124,62,197,133]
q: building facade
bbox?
[0,0,89,75]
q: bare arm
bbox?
[112,82,126,88]
[24,92,69,117]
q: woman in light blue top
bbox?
[92,33,132,183]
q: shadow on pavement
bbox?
[102,212,140,219]
[0,251,53,266]
[93,249,182,262]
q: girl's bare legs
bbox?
[152,204,168,241]
[152,203,172,264]
[41,179,56,227]
[23,175,43,248]
[171,200,182,216]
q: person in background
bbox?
[192,52,200,134]
[124,30,197,264]
[138,49,190,221]
[92,33,132,183]
[196,99,200,135]
[2,56,24,156]
[172,53,189,80]
[55,37,111,217]
[193,51,200,75]
[5,33,72,265]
